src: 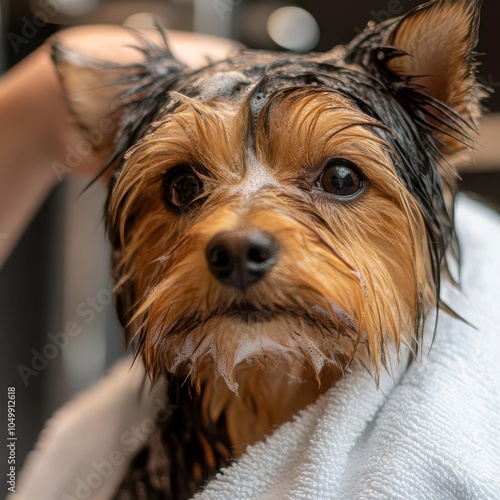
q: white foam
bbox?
[331,303,357,331]
[353,270,369,301]
[196,71,250,104]
[169,335,197,371]
[298,335,325,374]
[217,355,239,394]
[233,334,293,367]
[230,146,279,195]
[249,91,269,119]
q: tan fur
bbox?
[107,90,435,447]
[200,361,341,457]
[387,0,481,153]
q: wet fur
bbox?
[52,1,484,498]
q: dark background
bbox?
[1,0,499,479]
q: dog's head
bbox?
[54,0,483,392]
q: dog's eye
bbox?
[163,166,205,211]
[317,159,364,198]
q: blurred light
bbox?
[57,0,98,17]
[123,12,168,29]
[267,6,320,52]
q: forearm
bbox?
[0,43,65,264]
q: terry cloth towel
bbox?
[11,195,500,500]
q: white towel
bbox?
[12,196,500,499]
[11,360,167,500]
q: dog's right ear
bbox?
[51,30,187,179]
[52,41,129,155]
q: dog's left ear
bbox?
[386,0,482,132]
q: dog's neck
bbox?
[190,361,342,456]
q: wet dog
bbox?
[53,0,483,497]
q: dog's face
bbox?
[54,0,482,392]
[107,71,436,392]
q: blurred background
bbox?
[1,0,499,476]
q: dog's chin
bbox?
[154,305,358,394]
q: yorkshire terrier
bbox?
[52,0,483,498]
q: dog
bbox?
[52,0,484,497]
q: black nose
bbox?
[206,229,279,291]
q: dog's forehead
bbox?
[170,47,348,111]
